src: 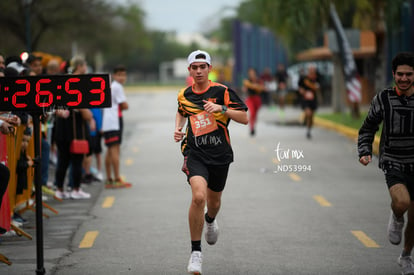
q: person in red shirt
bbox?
[243,68,265,136]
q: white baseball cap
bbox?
[187,50,211,66]
[7,61,26,74]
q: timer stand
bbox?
[31,112,46,275]
[0,73,112,274]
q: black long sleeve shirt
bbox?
[358,87,414,172]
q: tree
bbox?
[0,0,197,76]
[0,0,154,71]
[102,3,152,71]
[220,0,407,110]
[0,0,116,54]
[233,0,358,58]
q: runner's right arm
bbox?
[174,112,186,142]
[357,94,383,166]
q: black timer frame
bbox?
[0,74,111,275]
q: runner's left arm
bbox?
[225,88,249,125]
[224,108,248,125]
[203,100,248,125]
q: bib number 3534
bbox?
[190,111,218,137]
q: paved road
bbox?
[0,88,403,274]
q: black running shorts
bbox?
[104,130,122,147]
[384,167,414,201]
[90,132,103,154]
[301,99,317,111]
[186,155,230,192]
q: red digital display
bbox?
[0,74,111,111]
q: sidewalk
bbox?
[0,176,104,274]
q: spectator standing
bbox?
[46,59,61,75]
[13,127,34,224]
[0,163,9,234]
[0,54,5,69]
[54,56,93,199]
[102,65,131,188]
[82,108,104,183]
[46,59,61,166]
[36,59,58,194]
[0,114,16,233]
[25,54,43,75]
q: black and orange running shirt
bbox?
[177,81,248,165]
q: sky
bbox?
[125,0,244,34]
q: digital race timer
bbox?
[0,74,111,111]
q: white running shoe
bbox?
[55,190,70,200]
[398,256,414,275]
[205,219,219,245]
[187,251,202,274]
[388,211,404,245]
[95,172,104,182]
[70,189,91,199]
[1,230,17,237]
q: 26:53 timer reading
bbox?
[0,74,112,112]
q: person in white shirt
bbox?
[102,65,131,188]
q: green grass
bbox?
[316,112,367,130]
[317,111,382,137]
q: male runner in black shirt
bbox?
[174,50,248,274]
[358,52,414,275]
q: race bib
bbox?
[190,111,218,137]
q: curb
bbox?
[314,116,380,156]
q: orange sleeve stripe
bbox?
[218,123,230,144]
[224,89,230,106]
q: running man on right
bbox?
[358,52,414,275]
